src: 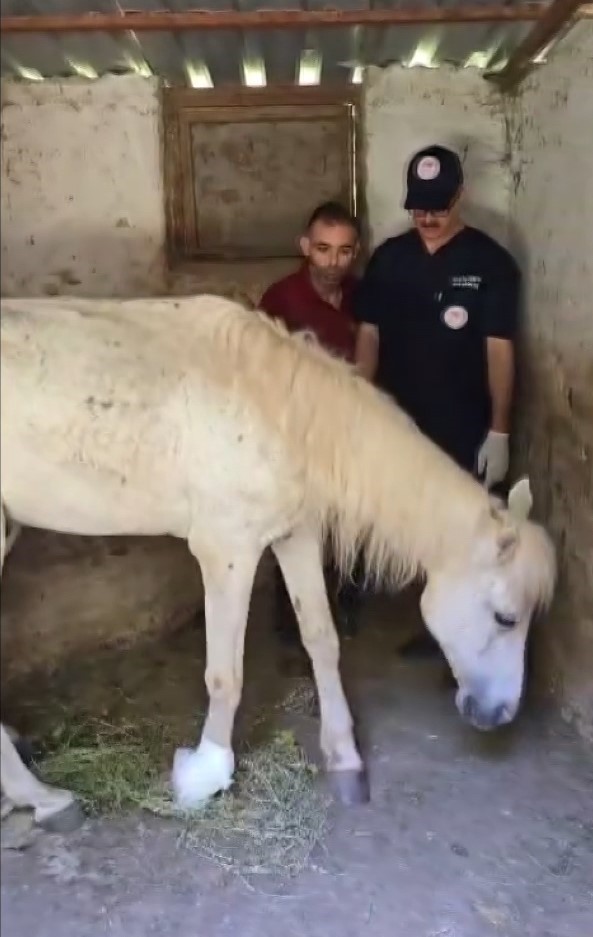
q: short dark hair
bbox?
[306,201,361,238]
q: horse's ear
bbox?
[485,505,519,564]
[497,524,519,563]
[508,477,533,521]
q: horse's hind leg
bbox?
[272,525,369,805]
[0,502,84,832]
[0,724,84,831]
[171,536,260,808]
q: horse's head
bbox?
[420,478,557,731]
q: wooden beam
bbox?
[1,5,586,34]
[491,0,587,90]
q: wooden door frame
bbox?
[162,85,361,265]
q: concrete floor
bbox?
[1,588,592,937]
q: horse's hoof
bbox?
[37,800,85,834]
[328,768,370,806]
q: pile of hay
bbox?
[38,689,328,877]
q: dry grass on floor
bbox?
[37,677,328,877]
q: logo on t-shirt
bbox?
[450,274,482,290]
[442,305,468,330]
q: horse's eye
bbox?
[494,611,517,628]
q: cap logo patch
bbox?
[416,156,441,181]
[442,305,468,330]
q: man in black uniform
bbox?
[354,144,521,657]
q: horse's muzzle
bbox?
[457,691,514,731]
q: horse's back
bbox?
[0,297,201,534]
[0,295,294,538]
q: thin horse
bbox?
[0,295,556,827]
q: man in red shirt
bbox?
[259,201,363,648]
[260,201,360,361]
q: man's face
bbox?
[410,189,462,243]
[300,220,359,286]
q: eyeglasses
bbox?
[409,208,451,219]
[408,191,460,219]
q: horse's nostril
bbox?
[493,703,510,726]
[462,694,478,721]
[462,696,511,729]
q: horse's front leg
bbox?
[171,540,260,808]
[273,525,369,805]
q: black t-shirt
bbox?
[353,226,520,468]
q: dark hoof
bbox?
[328,769,370,806]
[38,800,85,834]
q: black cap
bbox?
[404,145,464,212]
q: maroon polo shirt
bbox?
[259,265,358,362]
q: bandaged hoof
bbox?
[328,768,370,806]
[36,798,85,833]
[172,739,235,809]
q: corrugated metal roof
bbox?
[0,1,538,85]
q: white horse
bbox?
[0,294,556,829]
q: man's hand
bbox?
[477,430,509,490]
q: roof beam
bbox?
[490,0,587,90]
[2,4,593,34]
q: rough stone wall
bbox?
[363,65,512,250]
[1,75,166,298]
[507,23,593,740]
[0,531,202,682]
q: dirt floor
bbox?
[1,586,592,937]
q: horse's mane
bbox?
[189,296,554,607]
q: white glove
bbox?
[476,431,509,490]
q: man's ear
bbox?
[299,234,310,258]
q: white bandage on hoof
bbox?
[171,739,235,809]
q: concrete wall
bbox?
[363,66,511,250]
[0,531,202,682]
[506,23,593,741]
[1,69,513,298]
[1,75,166,298]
